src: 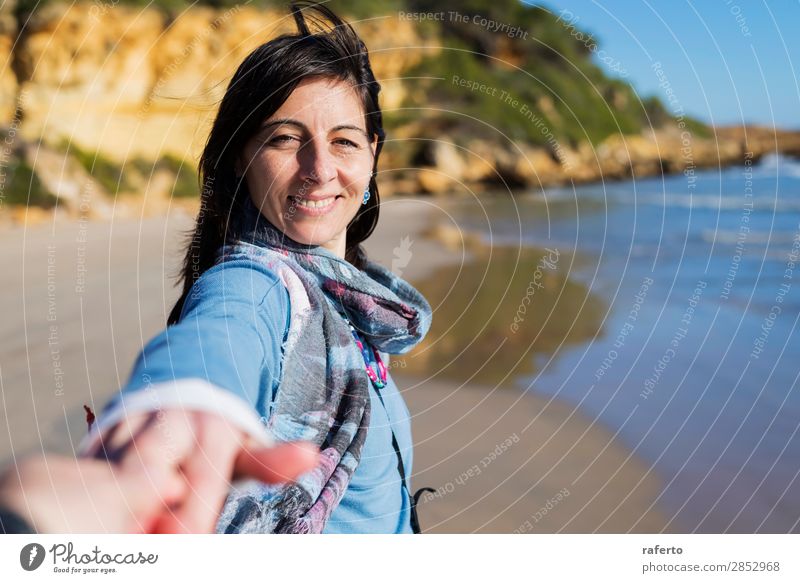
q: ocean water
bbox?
[433,153,800,533]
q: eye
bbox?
[333,138,359,149]
[268,134,300,145]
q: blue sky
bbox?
[525,0,800,129]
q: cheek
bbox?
[247,158,297,201]
[342,158,374,192]
[261,157,297,188]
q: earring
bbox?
[362,188,371,205]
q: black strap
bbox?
[411,486,436,534]
[371,379,434,534]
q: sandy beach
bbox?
[0,197,671,532]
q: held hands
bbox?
[89,409,320,533]
[0,410,319,533]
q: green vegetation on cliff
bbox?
[395,0,709,148]
[62,140,200,199]
[1,159,58,208]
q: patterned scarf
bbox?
[214,198,432,534]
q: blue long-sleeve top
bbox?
[78,257,414,534]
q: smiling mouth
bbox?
[288,195,344,209]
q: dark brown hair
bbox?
[168,1,385,325]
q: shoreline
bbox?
[364,197,672,532]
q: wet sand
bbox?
[0,197,670,532]
[399,372,669,533]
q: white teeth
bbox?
[292,197,335,209]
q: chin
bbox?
[287,225,337,248]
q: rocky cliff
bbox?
[0,0,797,220]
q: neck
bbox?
[321,231,347,260]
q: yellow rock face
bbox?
[4,3,438,164]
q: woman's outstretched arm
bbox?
[74,258,309,533]
[80,257,290,451]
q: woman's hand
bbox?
[75,409,319,533]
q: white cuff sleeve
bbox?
[76,378,274,457]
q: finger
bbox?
[120,456,187,511]
[118,409,198,471]
[91,412,152,461]
[153,412,243,534]
[233,441,320,484]
[111,459,187,534]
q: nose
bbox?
[298,137,337,185]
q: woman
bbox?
[78,1,433,534]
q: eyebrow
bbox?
[261,118,369,138]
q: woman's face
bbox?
[236,77,377,258]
